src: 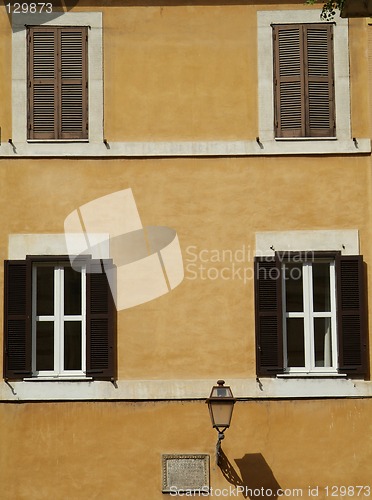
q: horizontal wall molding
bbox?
[0,139,370,157]
[1,377,372,402]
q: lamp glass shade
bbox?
[207,381,236,430]
[208,400,235,429]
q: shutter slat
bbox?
[337,255,366,375]
[3,261,32,379]
[86,260,116,380]
[254,256,284,375]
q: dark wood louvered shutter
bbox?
[28,26,88,140]
[336,255,367,376]
[273,24,335,138]
[60,27,88,139]
[304,24,335,137]
[273,25,305,138]
[28,27,58,139]
[254,256,284,376]
[3,261,32,379]
[86,260,116,380]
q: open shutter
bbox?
[86,260,116,380]
[3,261,32,379]
[273,25,305,138]
[336,255,367,376]
[60,27,88,139]
[28,27,58,140]
[304,24,335,137]
[254,256,284,376]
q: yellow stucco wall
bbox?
[0,1,371,497]
[0,1,370,141]
[0,398,371,499]
[0,156,371,379]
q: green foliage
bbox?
[306,0,345,20]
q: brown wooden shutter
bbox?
[60,27,88,139]
[273,24,335,138]
[273,25,305,138]
[336,255,367,376]
[3,260,32,379]
[304,24,335,137]
[254,256,284,376]
[28,27,58,139]
[86,260,116,380]
[28,26,88,140]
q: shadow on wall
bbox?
[219,450,281,499]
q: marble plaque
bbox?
[162,454,210,493]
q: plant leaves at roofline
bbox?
[306,0,345,20]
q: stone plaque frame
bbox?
[162,454,210,494]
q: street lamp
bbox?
[206,380,236,465]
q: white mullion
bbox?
[330,261,338,369]
[55,266,63,375]
[81,265,86,373]
[31,265,37,374]
[304,263,313,371]
[282,264,288,369]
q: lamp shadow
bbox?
[219,449,281,499]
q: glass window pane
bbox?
[284,263,303,312]
[36,266,54,316]
[314,317,333,367]
[313,262,331,312]
[64,266,82,315]
[36,321,54,371]
[286,318,305,367]
[64,322,82,370]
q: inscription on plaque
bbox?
[162,454,210,493]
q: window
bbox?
[283,258,337,373]
[254,252,367,377]
[27,26,88,140]
[3,257,116,380]
[257,10,356,151]
[33,262,86,377]
[273,23,335,138]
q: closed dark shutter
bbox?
[60,28,88,139]
[336,255,367,375]
[273,24,335,138]
[86,260,116,380]
[254,256,284,376]
[28,26,88,140]
[3,261,32,379]
[28,27,58,139]
[304,24,335,137]
[273,25,305,138]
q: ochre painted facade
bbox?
[0,1,371,498]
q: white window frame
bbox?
[282,260,338,375]
[257,10,352,151]
[12,12,103,148]
[32,262,87,379]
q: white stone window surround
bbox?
[2,8,369,157]
[11,12,103,146]
[256,229,362,378]
[257,10,365,154]
[2,230,371,401]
